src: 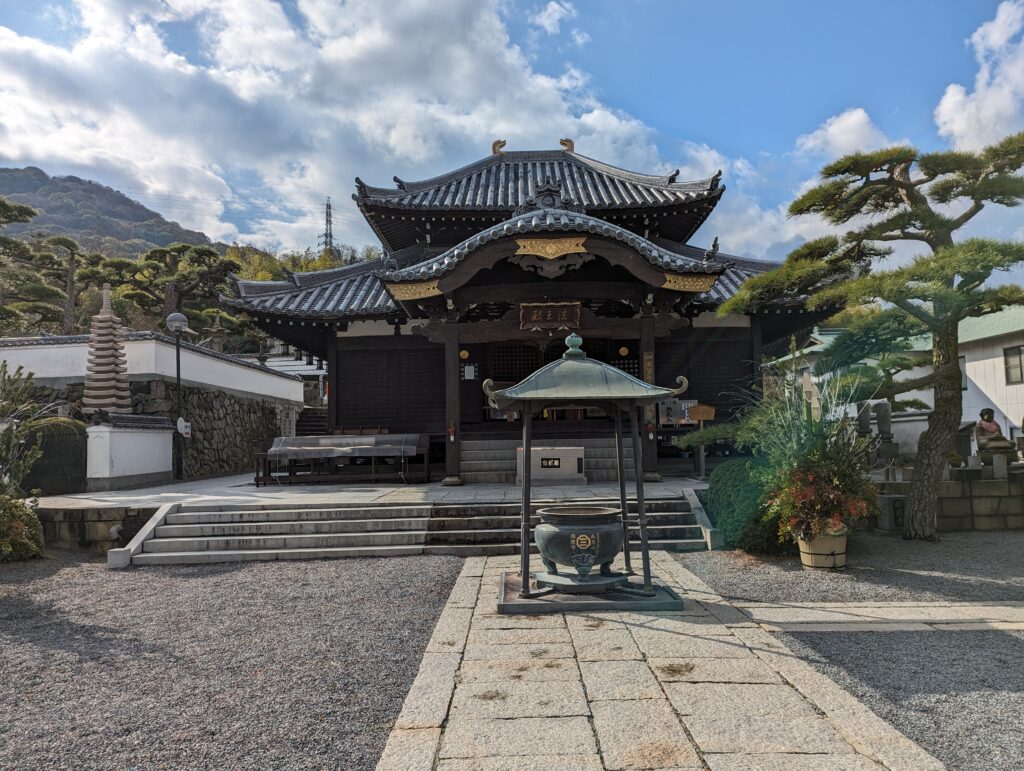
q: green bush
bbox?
[0,494,44,562]
[705,459,793,555]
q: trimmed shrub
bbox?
[705,459,794,555]
[0,494,44,562]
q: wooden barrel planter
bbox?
[798,534,847,569]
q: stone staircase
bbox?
[460,437,637,484]
[295,407,328,437]
[128,497,707,565]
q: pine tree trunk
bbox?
[906,323,961,540]
[63,263,76,335]
[163,281,180,320]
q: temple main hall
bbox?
[225,141,804,483]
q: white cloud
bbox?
[530,1,575,35]
[570,28,590,46]
[935,0,1024,150]
[794,107,891,158]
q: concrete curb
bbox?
[682,487,722,549]
[106,503,179,569]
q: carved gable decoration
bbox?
[513,176,586,216]
[509,235,593,278]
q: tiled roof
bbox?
[223,260,397,319]
[382,208,727,282]
[355,150,723,211]
[0,332,302,380]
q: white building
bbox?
[775,306,1024,454]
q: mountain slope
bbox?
[0,166,214,258]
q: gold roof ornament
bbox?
[492,139,507,155]
[514,236,587,260]
[559,138,575,152]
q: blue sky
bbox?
[0,0,1022,261]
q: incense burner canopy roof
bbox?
[484,334,688,410]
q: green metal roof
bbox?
[484,334,687,409]
[769,307,1023,364]
[959,306,1024,344]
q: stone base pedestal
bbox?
[87,422,174,491]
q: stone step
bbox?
[461,438,638,451]
[426,513,698,531]
[460,447,635,462]
[132,544,425,565]
[459,457,639,473]
[425,525,704,545]
[166,506,432,524]
[421,539,707,556]
[156,517,431,538]
[142,531,427,553]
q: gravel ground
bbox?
[0,550,463,770]
[779,630,1024,771]
[675,530,1024,603]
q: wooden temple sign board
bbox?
[660,272,718,293]
[519,301,581,331]
[514,236,587,260]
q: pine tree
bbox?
[0,199,66,332]
[722,132,1024,540]
[101,243,240,330]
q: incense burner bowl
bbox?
[534,505,623,580]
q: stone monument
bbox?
[82,284,131,415]
[85,284,174,491]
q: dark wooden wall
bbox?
[334,336,445,433]
[656,326,756,418]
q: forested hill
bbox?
[0,166,215,258]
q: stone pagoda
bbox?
[82,284,132,416]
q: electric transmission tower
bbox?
[317,197,340,262]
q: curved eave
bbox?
[380,208,728,284]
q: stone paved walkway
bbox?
[36,474,702,512]
[735,601,1024,632]
[377,552,943,770]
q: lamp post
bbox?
[166,312,188,480]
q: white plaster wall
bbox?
[0,343,88,380]
[1,339,303,404]
[86,425,173,479]
[961,333,1024,438]
[336,320,405,338]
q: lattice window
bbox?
[488,343,543,382]
[607,358,640,377]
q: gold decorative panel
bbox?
[514,236,587,260]
[385,279,442,301]
[660,273,719,293]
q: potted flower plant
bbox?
[764,417,876,569]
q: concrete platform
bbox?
[37,473,706,512]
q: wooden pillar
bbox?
[442,321,462,485]
[326,335,338,431]
[639,313,659,481]
[520,410,533,597]
[613,408,633,574]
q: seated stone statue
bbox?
[974,409,1017,464]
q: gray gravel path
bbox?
[779,629,1024,771]
[0,550,463,770]
[675,530,1024,604]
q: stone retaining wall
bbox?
[41,378,298,482]
[35,506,156,553]
[878,476,1024,532]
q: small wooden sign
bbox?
[688,404,716,422]
[519,301,581,330]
